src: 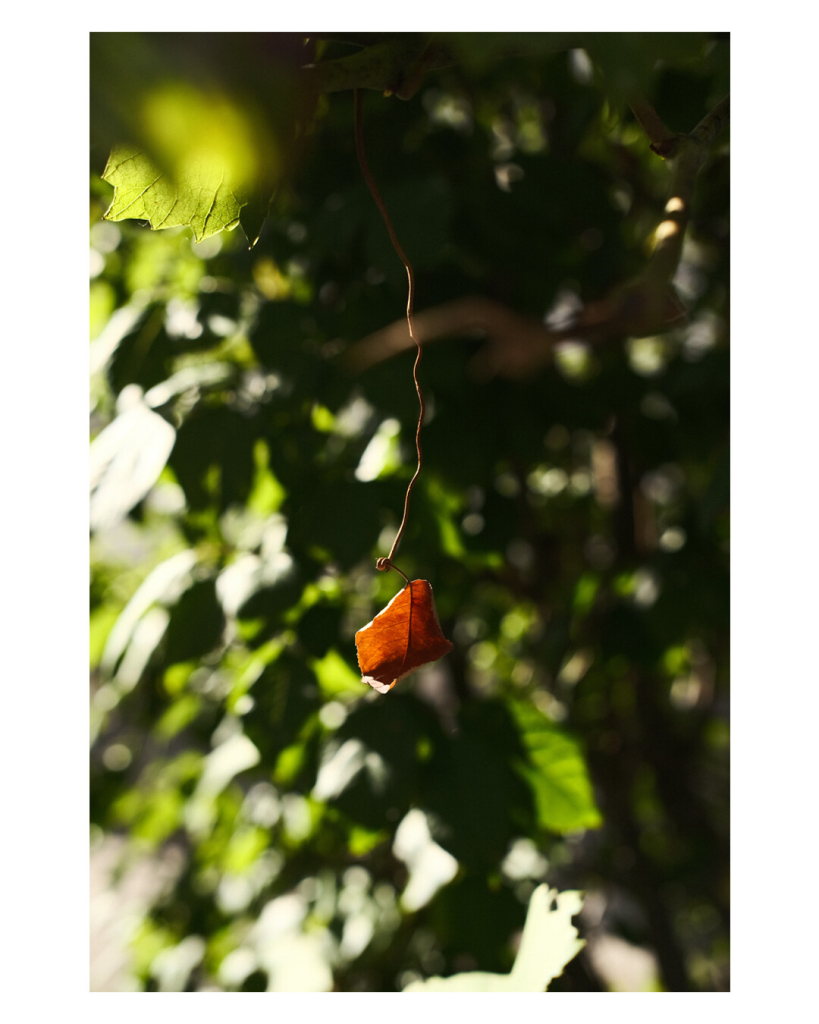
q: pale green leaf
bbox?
[404,884,584,992]
[90,386,176,532]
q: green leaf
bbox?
[311,648,365,700]
[347,825,389,856]
[404,884,584,991]
[222,825,270,873]
[509,700,603,833]
[156,693,201,740]
[102,145,245,243]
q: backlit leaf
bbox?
[102,145,245,243]
[509,700,603,833]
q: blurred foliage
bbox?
[90,32,729,992]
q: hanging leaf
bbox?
[355,580,453,694]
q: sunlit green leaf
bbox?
[156,693,202,739]
[509,701,603,833]
[311,649,364,699]
[222,826,270,873]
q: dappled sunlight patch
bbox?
[393,809,459,912]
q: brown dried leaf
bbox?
[355,580,453,694]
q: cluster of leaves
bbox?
[90,33,729,991]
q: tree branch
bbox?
[690,95,730,147]
[342,84,729,380]
[644,94,730,287]
[629,99,680,157]
[343,288,685,380]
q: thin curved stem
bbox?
[354,88,425,580]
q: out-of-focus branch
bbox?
[629,99,681,157]
[644,95,730,287]
[344,95,729,381]
[690,95,730,147]
[343,289,685,379]
[345,296,554,376]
